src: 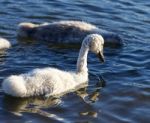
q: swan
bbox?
[0,37,11,50]
[2,34,105,97]
[17,20,122,47]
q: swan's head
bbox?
[83,34,105,62]
[17,22,37,38]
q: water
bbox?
[0,0,150,123]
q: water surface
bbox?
[0,0,150,123]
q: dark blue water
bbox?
[0,0,150,123]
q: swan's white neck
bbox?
[76,44,89,74]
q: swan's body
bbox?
[18,20,122,47]
[0,37,11,50]
[2,34,104,97]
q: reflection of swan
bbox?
[2,95,64,121]
[2,96,61,112]
[2,34,105,97]
[77,73,106,103]
[18,20,122,47]
[0,37,11,50]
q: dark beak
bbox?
[97,51,105,63]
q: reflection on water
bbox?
[1,78,104,122]
[2,96,65,122]
[2,96,61,112]
[0,50,7,64]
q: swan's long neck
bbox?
[76,44,89,74]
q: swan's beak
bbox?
[97,51,105,63]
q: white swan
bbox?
[0,37,11,50]
[2,34,105,97]
[17,20,122,46]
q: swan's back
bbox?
[2,67,87,97]
[50,21,98,31]
[35,21,98,43]
[24,68,87,96]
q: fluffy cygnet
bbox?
[17,20,122,46]
[2,34,105,97]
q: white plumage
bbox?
[0,37,11,50]
[2,34,105,97]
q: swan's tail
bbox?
[17,22,37,38]
[19,22,37,28]
[2,75,27,97]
